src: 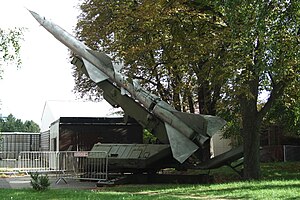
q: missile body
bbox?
[29,10,226,163]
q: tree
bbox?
[74,0,230,162]
[0,114,40,132]
[211,0,300,179]
[23,120,41,133]
[0,27,24,144]
[74,0,227,115]
[265,93,300,136]
[0,27,24,118]
[74,0,300,180]
[0,27,24,77]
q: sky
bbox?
[0,0,114,125]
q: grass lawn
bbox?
[1,162,300,200]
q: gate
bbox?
[0,152,19,173]
[57,151,108,182]
[18,151,58,173]
[0,151,108,182]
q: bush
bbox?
[30,172,50,191]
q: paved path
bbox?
[0,175,98,190]
[0,178,11,189]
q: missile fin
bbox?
[200,115,227,137]
[165,123,199,163]
[87,49,114,71]
[82,58,109,83]
[171,111,226,138]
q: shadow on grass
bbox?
[1,162,300,200]
[193,182,300,199]
[113,181,300,199]
[1,181,300,200]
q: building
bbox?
[0,132,40,158]
[40,100,121,133]
[49,117,143,151]
[40,100,141,151]
[210,131,232,157]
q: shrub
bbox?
[30,172,50,191]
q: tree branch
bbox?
[258,80,286,120]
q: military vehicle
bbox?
[29,10,243,184]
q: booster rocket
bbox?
[29,10,226,163]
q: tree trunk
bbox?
[188,95,195,113]
[173,92,181,111]
[198,81,210,114]
[240,97,261,180]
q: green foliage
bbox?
[143,129,157,144]
[75,0,300,179]
[0,27,24,77]
[75,0,227,114]
[30,172,50,191]
[265,95,300,136]
[219,0,299,95]
[212,0,300,179]
[215,0,300,137]
[0,114,40,132]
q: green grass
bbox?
[1,162,300,200]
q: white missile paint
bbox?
[29,10,226,163]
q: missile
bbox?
[29,10,226,163]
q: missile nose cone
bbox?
[27,9,44,24]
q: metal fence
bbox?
[18,151,59,173]
[0,152,19,172]
[283,145,300,162]
[57,151,108,182]
[0,151,108,182]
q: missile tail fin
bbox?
[87,49,115,71]
[200,115,227,137]
[82,58,109,83]
[171,111,226,138]
[165,123,198,163]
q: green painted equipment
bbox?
[30,10,243,179]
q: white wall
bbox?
[210,132,232,157]
[49,120,59,151]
